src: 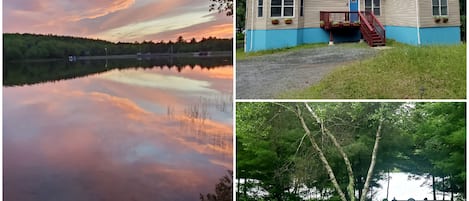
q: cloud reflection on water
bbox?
[4,65,233,201]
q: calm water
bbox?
[4,59,233,201]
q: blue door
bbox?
[350,0,359,22]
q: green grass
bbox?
[236,42,328,60]
[281,43,466,99]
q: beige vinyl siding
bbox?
[382,0,417,27]
[301,0,348,28]
[246,0,460,30]
[419,0,460,27]
[247,0,349,30]
[246,0,268,30]
[360,0,385,22]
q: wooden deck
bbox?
[319,11,361,30]
[320,11,386,47]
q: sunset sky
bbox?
[3,0,233,42]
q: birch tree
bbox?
[289,103,394,201]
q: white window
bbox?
[432,0,448,16]
[271,0,294,17]
[365,0,380,16]
[258,0,263,17]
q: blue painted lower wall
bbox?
[419,26,461,45]
[385,26,419,45]
[245,26,460,52]
[385,25,460,45]
[245,28,360,52]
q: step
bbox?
[372,43,386,46]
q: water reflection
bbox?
[3,56,232,86]
[4,62,233,201]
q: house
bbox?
[244,0,461,52]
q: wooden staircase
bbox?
[319,11,385,47]
[358,11,385,47]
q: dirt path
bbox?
[236,45,378,99]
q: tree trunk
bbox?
[243,178,247,199]
[433,175,436,201]
[296,106,348,201]
[386,169,390,200]
[358,184,363,201]
[443,177,446,201]
[304,103,356,201]
[360,119,384,201]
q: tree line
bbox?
[237,102,465,201]
[4,33,232,61]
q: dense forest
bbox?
[3,33,233,61]
[237,102,465,201]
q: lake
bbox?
[3,57,233,201]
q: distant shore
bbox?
[5,51,233,63]
[74,51,232,60]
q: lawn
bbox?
[280,43,466,99]
[236,42,330,60]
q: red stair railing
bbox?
[357,12,375,46]
[363,11,386,44]
[320,11,385,46]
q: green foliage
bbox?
[236,102,466,200]
[236,0,246,31]
[237,103,393,199]
[408,103,466,196]
[237,103,303,200]
[200,171,233,201]
[3,33,233,61]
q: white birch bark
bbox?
[360,119,384,201]
[296,106,348,201]
[304,103,356,201]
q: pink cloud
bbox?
[140,13,233,42]
[4,65,233,201]
[3,0,233,42]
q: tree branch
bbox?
[304,103,356,201]
[296,104,348,201]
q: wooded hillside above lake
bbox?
[4,33,233,61]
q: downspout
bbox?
[250,0,255,51]
[416,0,421,45]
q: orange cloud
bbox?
[98,0,187,31]
[192,23,234,39]
[4,0,233,42]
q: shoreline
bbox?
[6,51,233,63]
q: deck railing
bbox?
[320,11,361,29]
[320,11,385,46]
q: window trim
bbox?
[364,0,380,16]
[432,0,448,16]
[270,0,295,18]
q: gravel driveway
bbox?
[236,45,378,99]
